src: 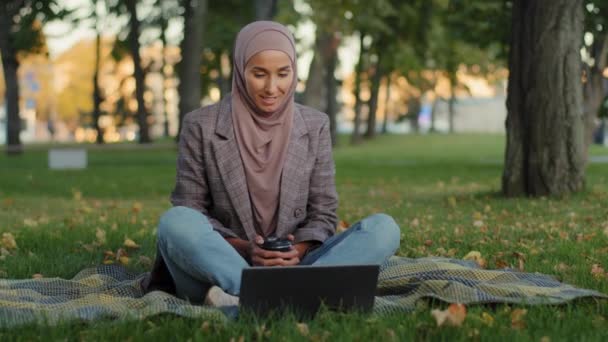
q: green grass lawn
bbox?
[1,134,607,341]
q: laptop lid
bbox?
[239,265,380,318]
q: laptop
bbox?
[239,265,380,318]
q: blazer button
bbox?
[294,208,303,218]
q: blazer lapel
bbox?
[275,106,309,238]
[212,96,257,241]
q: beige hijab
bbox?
[231,21,297,237]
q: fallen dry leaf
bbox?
[463,251,487,268]
[1,233,17,250]
[32,273,43,279]
[200,321,210,332]
[119,256,130,265]
[123,238,140,249]
[295,322,309,336]
[511,308,527,329]
[132,202,143,213]
[480,312,494,326]
[72,189,82,201]
[431,303,467,327]
[116,248,129,265]
[337,220,350,233]
[591,264,606,279]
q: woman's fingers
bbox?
[252,256,300,266]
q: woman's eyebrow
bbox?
[250,65,291,72]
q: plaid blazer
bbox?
[171,95,338,242]
[144,96,338,293]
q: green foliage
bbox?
[2,0,71,55]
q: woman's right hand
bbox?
[249,235,300,266]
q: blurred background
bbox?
[0,0,606,148]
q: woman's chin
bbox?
[256,103,279,113]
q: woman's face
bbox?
[244,50,294,113]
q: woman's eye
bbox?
[279,73,289,78]
[254,74,265,78]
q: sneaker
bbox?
[204,286,239,307]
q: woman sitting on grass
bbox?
[143,21,400,306]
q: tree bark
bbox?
[448,82,455,133]
[93,16,104,144]
[365,55,383,139]
[177,0,206,139]
[351,32,365,145]
[304,30,339,145]
[303,35,327,111]
[324,47,338,145]
[126,0,150,143]
[381,75,391,134]
[160,9,170,138]
[0,1,23,154]
[254,0,277,20]
[503,0,586,197]
[583,33,608,145]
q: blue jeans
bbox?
[157,206,401,302]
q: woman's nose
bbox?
[264,76,278,93]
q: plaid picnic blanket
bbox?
[0,256,605,327]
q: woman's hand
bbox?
[249,235,300,266]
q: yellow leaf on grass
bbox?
[336,221,350,233]
[2,233,17,250]
[132,202,143,213]
[463,251,487,268]
[480,312,494,326]
[431,303,467,327]
[591,264,606,279]
[511,308,527,329]
[32,273,43,279]
[295,322,309,336]
[96,228,106,245]
[123,238,140,249]
[119,256,130,265]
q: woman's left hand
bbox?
[286,234,314,260]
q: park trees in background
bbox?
[502,0,586,196]
[176,0,207,139]
[0,0,68,155]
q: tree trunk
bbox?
[0,3,22,155]
[503,0,585,197]
[365,55,383,139]
[160,10,170,138]
[324,47,338,145]
[177,0,206,139]
[93,21,104,144]
[381,75,391,134]
[448,82,455,133]
[214,50,230,98]
[430,97,438,133]
[583,33,608,145]
[351,32,365,145]
[303,36,327,111]
[304,30,339,144]
[126,0,150,143]
[254,0,277,20]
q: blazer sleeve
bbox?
[170,113,239,238]
[293,117,338,243]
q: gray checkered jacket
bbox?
[170,95,338,243]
